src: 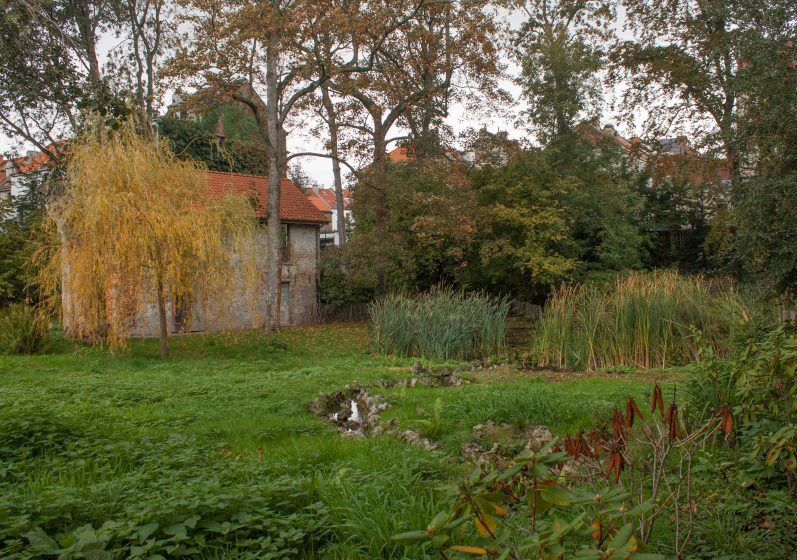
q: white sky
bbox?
[0,7,648,187]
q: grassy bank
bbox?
[0,325,661,559]
[4,324,791,559]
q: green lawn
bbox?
[0,324,672,559]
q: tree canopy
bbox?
[37,127,258,356]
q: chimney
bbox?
[214,118,226,149]
[603,124,616,135]
[676,135,689,153]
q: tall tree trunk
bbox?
[321,83,346,245]
[75,1,104,140]
[264,30,284,331]
[372,130,388,295]
[156,274,169,358]
[75,2,102,99]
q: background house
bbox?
[0,149,52,211]
[306,186,351,248]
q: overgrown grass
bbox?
[369,287,510,360]
[0,324,665,559]
[0,303,49,354]
[2,324,782,558]
[531,271,753,370]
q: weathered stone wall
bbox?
[117,223,319,337]
[283,224,320,324]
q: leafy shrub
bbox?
[734,326,797,494]
[0,303,49,355]
[684,350,737,426]
[369,287,510,360]
[319,248,374,308]
[686,325,797,496]
[393,442,662,559]
[531,271,752,370]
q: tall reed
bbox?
[531,271,750,370]
[369,287,510,360]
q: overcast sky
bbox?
[0,6,646,187]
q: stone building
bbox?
[68,170,329,337]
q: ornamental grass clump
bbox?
[0,303,49,355]
[369,287,509,360]
[531,271,750,370]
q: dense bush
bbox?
[369,287,509,360]
[0,304,49,355]
[319,248,374,308]
[531,271,751,370]
[686,323,796,461]
[730,326,796,495]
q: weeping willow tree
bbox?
[38,128,258,357]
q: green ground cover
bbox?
[2,324,786,559]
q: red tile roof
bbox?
[205,170,329,223]
[1,149,55,191]
[306,189,333,213]
[317,188,337,207]
[311,187,351,210]
[387,146,414,161]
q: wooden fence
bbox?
[305,302,370,324]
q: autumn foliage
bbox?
[37,128,258,355]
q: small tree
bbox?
[39,128,257,357]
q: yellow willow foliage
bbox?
[38,129,259,349]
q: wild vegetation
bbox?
[531,271,754,370]
[0,303,49,355]
[391,321,797,559]
[0,325,652,559]
[369,288,510,360]
[2,324,796,559]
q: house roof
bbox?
[205,170,329,223]
[316,188,337,207]
[387,145,414,161]
[575,121,647,156]
[385,144,468,165]
[320,187,351,208]
[306,189,333,213]
[1,148,56,191]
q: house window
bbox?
[320,236,335,251]
[281,223,290,261]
